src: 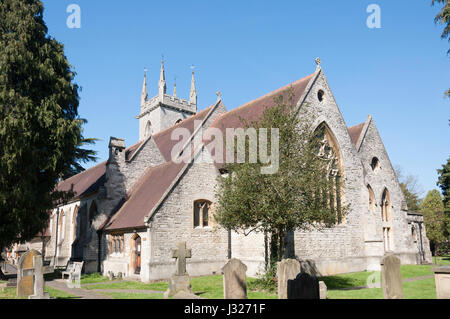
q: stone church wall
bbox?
[147,158,229,281]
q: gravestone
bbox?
[17,249,40,298]
[164,242,193,298]
[277,258,300,299]
[432,266,450,299]
[222,258,247,299]
[287,272,320,299]
[319,281,327,299]
[23,255,53,299]
[381,254,403,299]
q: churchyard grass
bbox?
[80,273,110,284]
[0,286,77,299]
[82,280,168,291]
[327,277,436,299]
[99,292,164,299]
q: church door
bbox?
[134,237,141,274]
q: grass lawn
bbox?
[100,292,164,299]
[80,273,110,284]
[82,280,168,291]
[0,286,77,299]
[327,278,436,299]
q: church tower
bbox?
[137,59,198,141]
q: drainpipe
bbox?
[53,207,60,266]
[97,230,102,273]
[227,229,232,259]
[418,222,425,263]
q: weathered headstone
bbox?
[381,254,403,299]
[164,242,193,298]
[277,258,300,299]
[23,255,53,299]
[17,249,39,298]
[432,266,450,299]
[319,281,327,299]
[222,258,247,299]
[287,272,320,299]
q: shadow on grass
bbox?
[317,276,363,290]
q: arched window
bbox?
[368,185,375,212]
[58,210,66,243]
[381,188,393,252]
[89,201,97,226]
[371,157,380,171]
[145,121,152,137]
[72,205,79,241]
[314,123,344,223]
[381,189,391,222]
[318,89,325,102]
[193,200,212,228]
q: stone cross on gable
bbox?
[171,242,192,276]
[22,255,53,299]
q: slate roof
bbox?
[204,73,315,169]
[347,122,365,147]
[103,160,186,230]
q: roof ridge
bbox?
[219,73,315,119]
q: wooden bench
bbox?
[61,261,83,282]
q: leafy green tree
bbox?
[394,165,422,211]
[0,0,93,273]
[420,190,450,256]
[432,0,450,97]
[62,118,99,180]
[437,158,450,212]
[215,90,347,266]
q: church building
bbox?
[29,59,431,281]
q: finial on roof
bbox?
[216,91,222,101]
[189,65,197,108]
[173,76,177,97]
[159,56,166,96]
[315,57,322,71]
[141,67,148,106]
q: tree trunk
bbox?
[0,246,7,280]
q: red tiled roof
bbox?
[204,73,315,168]
[56,161,107,200]
[103,160,186,230]
[153,106,213,161]
[347,123,365,146]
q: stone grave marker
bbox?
[222,258,247,299]
[432,266,450,299]
[164,242,193,298]
[287,272,320,299]
[277,258,300,299]
[17,249,40,298]
[17,250,53,299]
[381,253,403,299]
[319,281,327,299]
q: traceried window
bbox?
[314,123,344,223]
[193,200,212,228]
[108,234,124,256]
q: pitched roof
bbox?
[103,160,186,230]
[204,73,315,168]
[153,106,213,161]
[56,161,107,200]
[347,123,365,146]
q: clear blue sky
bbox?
[41,0,449,196]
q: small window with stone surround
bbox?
[318,90,325,102]
[371,157,380,172]
[108,234,124,256]
[193,200,212,228]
